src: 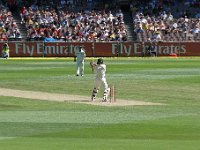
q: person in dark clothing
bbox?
[147,42,157,57]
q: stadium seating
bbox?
[0,0,199,42]
[0,4,22,41]
[19,1,128,42]
[131,0,200,42]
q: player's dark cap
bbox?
[97,58,103,64]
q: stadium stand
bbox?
[130,0,200,42]
[0,1,22,41]
[0,0,199,42]
[19,0,128,41]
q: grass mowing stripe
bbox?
[0,138,199,150]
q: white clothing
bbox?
[192,28,199,34]
[93,64,108,91]
[172,23,178,29]
[94,64,106,79]
[75,49,86,76]
[76,61,84,76]
[75,49,85,62]
[91,62,110,101]
[168,15,173,21]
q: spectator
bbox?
[147,42,157,57]
[152,31,162,42]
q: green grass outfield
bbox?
[0,57,200,150]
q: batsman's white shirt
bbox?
[94,64,106,79]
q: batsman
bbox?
[90,58,110,102]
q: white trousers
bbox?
[91,78,109,100]
[76,61,84,76]
[94,78,108,91]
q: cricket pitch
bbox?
[0,88,164,106]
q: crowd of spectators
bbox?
[20,1,128,42]
[133,11,200,42]
[0,0,200,42]
[0,3,21,41]
[130,0,200,42]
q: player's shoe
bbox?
[102,88,110,102]
[91,96,96,102]
[102,96,107,102]
[91,88,98,102]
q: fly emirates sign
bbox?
[6,42,200,57]
[14,43,80,56]
[111,43,187,56]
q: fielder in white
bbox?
[90,58,110,102]
[74,47,86,76]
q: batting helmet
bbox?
[97,58,103,65]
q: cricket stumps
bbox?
[109,85,116,103]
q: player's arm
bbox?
[84,52,86,62]
[74,49,78,62]
[90,61,97,72]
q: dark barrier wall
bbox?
[0,42,200,57]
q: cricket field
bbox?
[0,57,200,150]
